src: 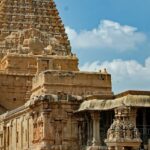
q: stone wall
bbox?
[37,55,79,73]
[0,53,79,111]
[0,54,37,74]
[0,95,81,150]
[0,53,79,74]
[32,70,112,97]
[0,73,33,110]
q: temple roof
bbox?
[77,92,150,112]
[115,90,150,98]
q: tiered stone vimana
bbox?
[0,0,81,111]
[0,0,71,56]
[0,0,148,150]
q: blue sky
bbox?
[55,0,150,93]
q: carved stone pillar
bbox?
[41,111,49,141]
[10,121,13,150]
[129,108,137,126]
[89,119,93,145]
[143,109,147,144]
[86,114,92,146]
[40,110,51,147]
[91,111,100,146]
[32,109,51,150]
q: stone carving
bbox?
[105,106,142,150]
[106,107,141,142]
[0,0,148,150]
[0,27,69,56]
[32,113,44,143]
[0,0,71,56]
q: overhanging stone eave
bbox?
[77,94,150,112]
[74,108,103,114]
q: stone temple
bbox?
[0,0,150,150]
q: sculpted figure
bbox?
[28,36,44,55]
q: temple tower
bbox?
[0,0,71,56]
[0,0,79,111]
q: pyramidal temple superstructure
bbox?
[0,0,71,56]
[0,0,150,150]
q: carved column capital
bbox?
[91,111,100,121]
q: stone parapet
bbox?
[32,70,112,97]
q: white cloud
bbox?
[80,58,150,93]
[66,20,147,51]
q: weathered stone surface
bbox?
[0,0,71,57]
[105,107,142,150]
[0,0,149,150]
